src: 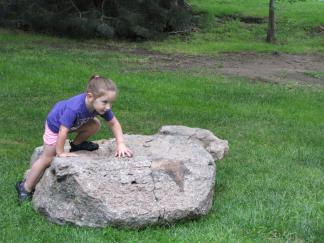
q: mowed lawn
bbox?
[146,0,324,54]
[0,28,323,242]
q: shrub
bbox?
[0,0,193,40]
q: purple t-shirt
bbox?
[46,93,114,133]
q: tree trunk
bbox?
[266,0,276,43]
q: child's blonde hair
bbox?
[86,75,118,98]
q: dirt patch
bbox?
[210,52,324,86]
[216,15,266,24]
[126,50,324,86]
[30,40,324,86]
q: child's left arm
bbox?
[107,117,133,158]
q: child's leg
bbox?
[24,144,56,192]
[72,117,101,145]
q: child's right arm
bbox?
[56,125,77,157]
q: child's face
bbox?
[92,90,117,114]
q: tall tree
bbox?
[266,0,304,43]
[266,0,276,43]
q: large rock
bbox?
[31,126,229,228]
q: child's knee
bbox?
[39,154,54,167]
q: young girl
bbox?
[16,75,132,204]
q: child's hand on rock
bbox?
[115,142,133,158]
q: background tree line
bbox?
[0,0,304,42]
[0,0,192,39]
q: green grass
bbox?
[0,28,323,242]
[304,71,324,79]
[1,0,323,55]
[143,0,324,54]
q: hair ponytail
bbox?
[86,75,118,97]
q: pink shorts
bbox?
[43,122,58,145]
